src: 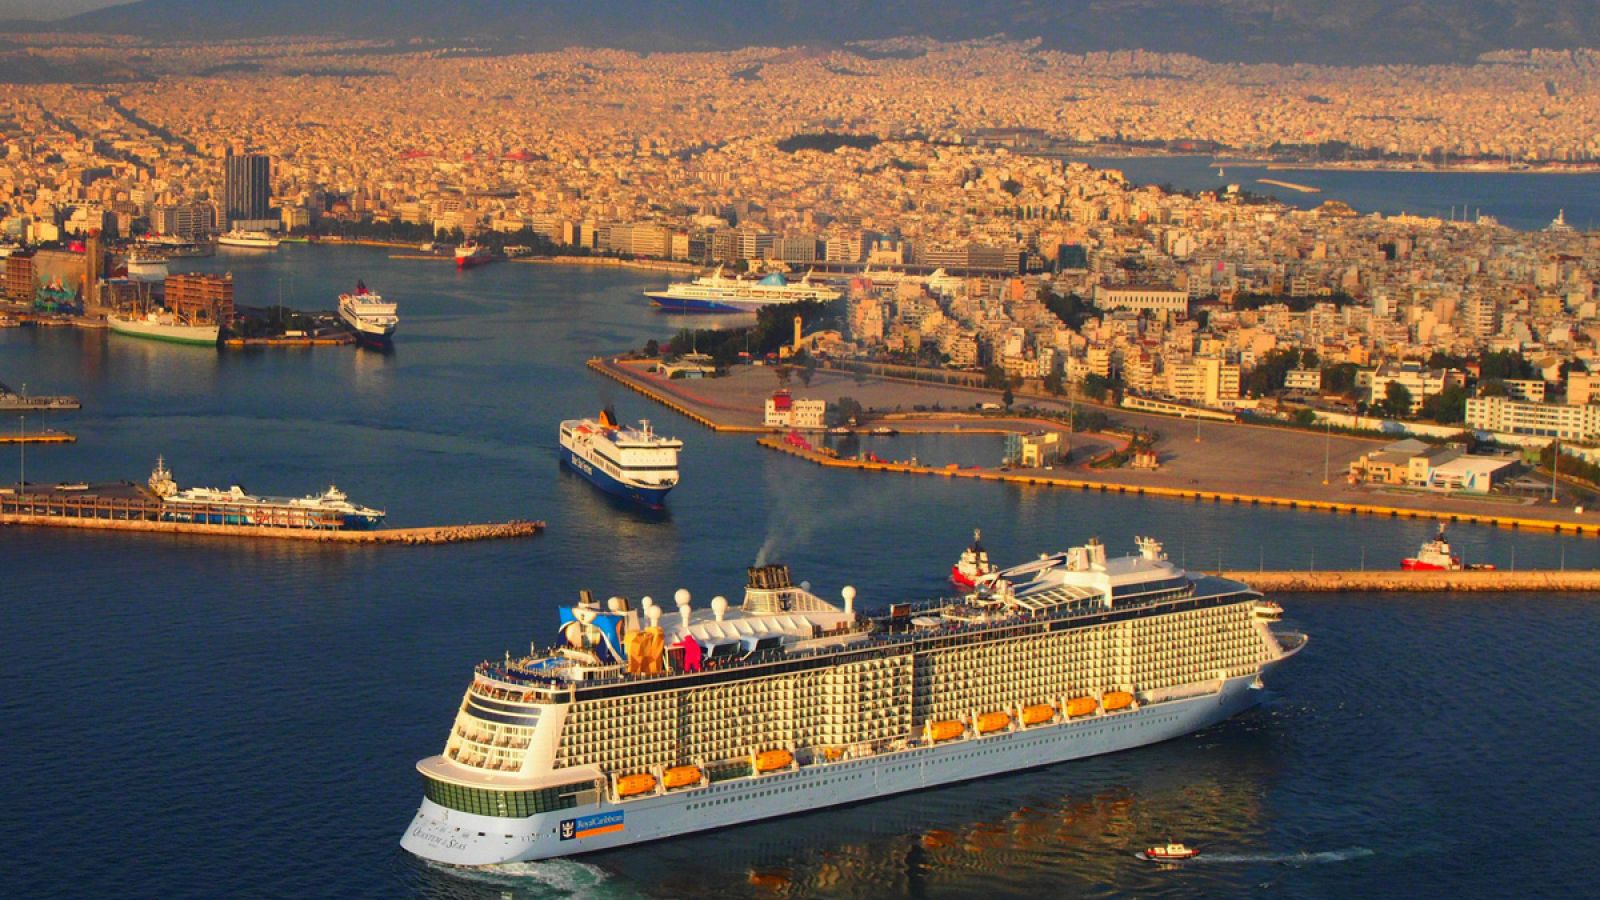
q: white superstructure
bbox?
[217,229,281,249]
[337,281,398,342]
[558,408,683,506]
[401,536,1304,865]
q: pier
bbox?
[758,437,1600,537]
[0,431,75,444]
[1257,177,1321,193]
[1223,569,1600,592]
[0,489,542,544]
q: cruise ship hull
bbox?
[108,316,220,346]
[644,292,762,313]
[402,667,1284,866]
[560,445,673,507]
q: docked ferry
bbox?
[217,229,281,249]
[400,536,1305,865]
[337,281,398,346]
[147,457,384,529]
[108,310,220,346]
[644,266,842,312]
[558,408,682,507]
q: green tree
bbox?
[1322,363,1360,397]
[773,365,792,387]
[1291,408,1318,427]
[798,357,817,388]
[1081,374,1114,403]
[1420,385,1470,424]
[1381,381,1414,418]
[983,365,1009,389]
[829,396,864,427]
[1043,371,1065,396]
[1479,379,1509,397]
[1002,386,1015,410]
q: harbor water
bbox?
[2,244,1598,897]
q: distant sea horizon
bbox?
[1066,154,1600,232]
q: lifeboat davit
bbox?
[1066,696,1098,718]
[1021,703,1055,726]
[662,765,702,789]
[616,772,657,798]
[928,719,965,742]
[976,711,1011,734]
[1102,691,1135,712]
[755,749,794,772]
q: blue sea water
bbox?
[1074,155,1600,232]
[2,245,1598,897]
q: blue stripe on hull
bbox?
[562,447,674,507]
[644,294,757,314]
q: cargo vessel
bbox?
[337,281,398,346]
[644,266,842,312]
[558,408,682,507]
[400,536,1305,865]
[148,457,384,529]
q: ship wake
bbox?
[1190,847,1375,865]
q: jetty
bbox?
[1223,569,1600,593]
[1257,178,1321,194]
[0,489,541,544]
[0,430,75,444]
[758,437,1600,538]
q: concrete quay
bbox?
[1224,569,1600,592]
[0,512,543,544]
[0,431,75,444]
[758,437,1600,537]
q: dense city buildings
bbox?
[0,35,1595,449]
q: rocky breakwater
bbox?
[1222,569,1600,593]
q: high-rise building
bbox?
[224,152,271,225]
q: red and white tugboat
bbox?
[454,240,492,269]
[950,529,999,588]
[1140,842,1200,862]
[1401,526,1464,571]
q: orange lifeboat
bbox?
[616,772,656,797]
[928,719,965,742]
[818,746,845,761]
[976,711,1011,734]
[1102,691,1134,712]
[755,749,794,772]
[1066,696,1098,718]
[1021,704,1055,726]
[662,765,702,789]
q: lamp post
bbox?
[17,415,23,497]
[1322,419,1331,485]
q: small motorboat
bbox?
[1140,842,1200,861]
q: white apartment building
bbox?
[1465,396,1600,442]
[1368,363,1467,413]
[764,391,827,429]
[1092,284,1190,316]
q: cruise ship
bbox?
[337,281,398,346]
[147,457,385,529]
[400,536,1305,865]
[644,267,843,312]
[558,408,682,507]
[108,310,220,346]
[217,229,281,249]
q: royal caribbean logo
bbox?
[559,810,624,841]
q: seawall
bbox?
[1224,569,1600,592]
[0,514,544,544]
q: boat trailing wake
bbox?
[1190,847,1375,865]
[426,858,636,896]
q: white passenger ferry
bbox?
[558,408,682,507]
[401,536,1305,865]
[337,280,398,346]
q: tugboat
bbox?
[1401,526,1465,571]
[950,529,999,588]
[454,241,492,269]
[1139,842,1200,862]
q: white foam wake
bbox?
[1191,847,1376,865]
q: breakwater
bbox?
[758,437,1600,537]
[0,510,543,544]
[0,431,75,444]
[1224,569,1600,592]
